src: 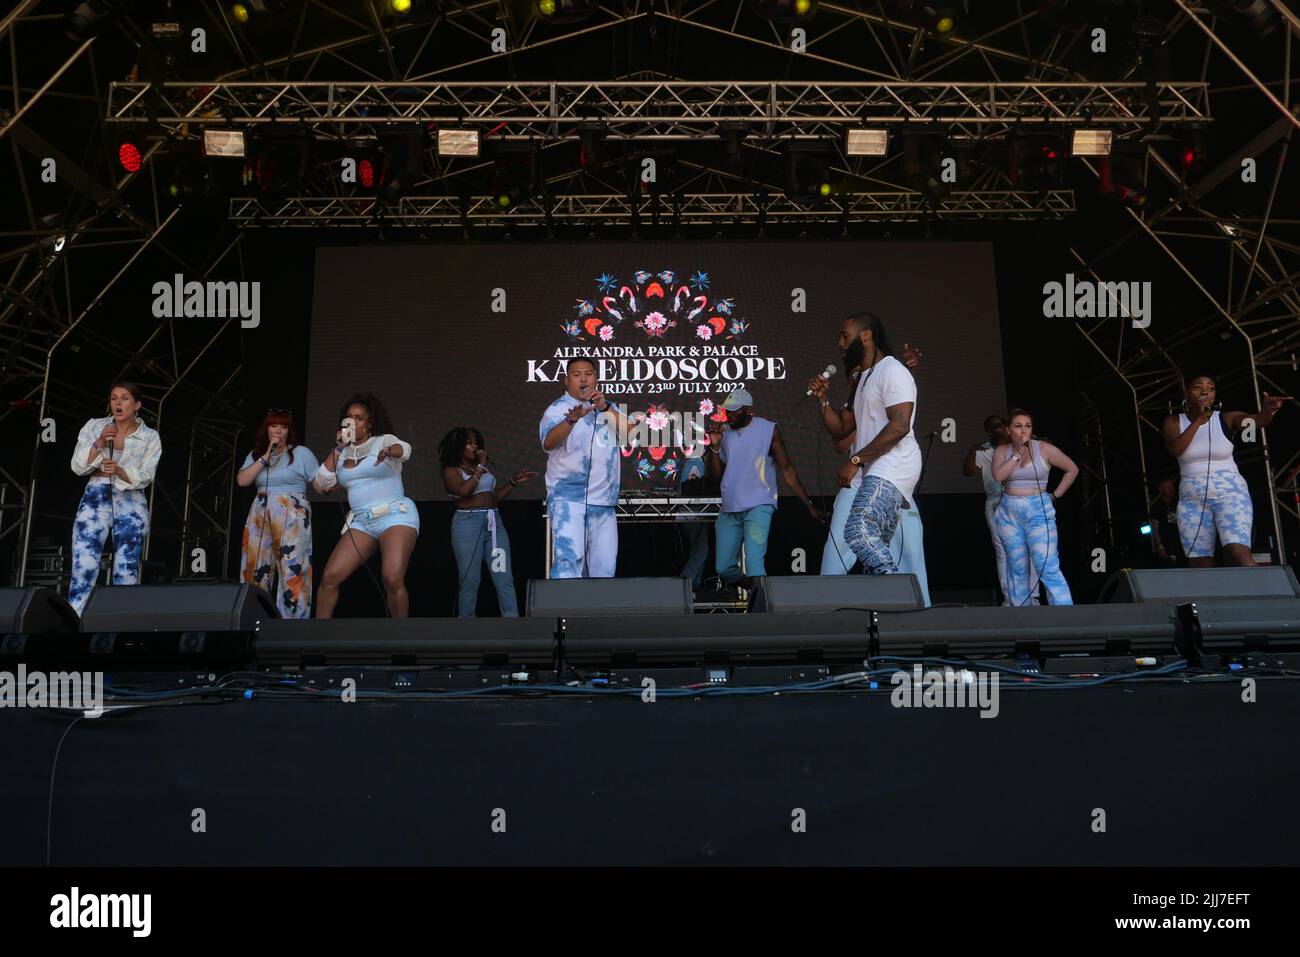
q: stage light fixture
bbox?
[252,138,311,200]
[230,2,251,23]
[358,158,375,188]
[378,134,427,204]
[1070,129,1112,157]
[229,0,287,27]
[894,0,963,36]
[64,0,132,41]
[437,128,480,158]
[752,0,818,22]
[534,0,597,24]
[117,141,143,173]
[53,235,67,254]
[1009,135,1066,189]
[785,143,835,203]
[1140,523,1153,536]
[1177,129,1208,174]
[845,129,889,157]
[389,0,414,12]
[203,130,246,158]
[1099,147,1148,210]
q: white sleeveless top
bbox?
[1176,412,1239,479]
[454,467,498,506]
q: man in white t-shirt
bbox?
[817,313,922,574]
[538,357,628,578]
[962,413,1020,604]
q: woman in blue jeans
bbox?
[439,427,537,616]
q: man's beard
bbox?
[843,337,865,372]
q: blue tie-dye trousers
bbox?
[68,480,150,615]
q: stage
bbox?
[2,678,1297,867]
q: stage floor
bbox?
[2,680,1297,866]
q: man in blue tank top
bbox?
[705,387,825,590]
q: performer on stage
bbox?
[812,343,930,603]
[1161,375,1286,567]
[236,409,318,618]
[439,426,537,616]
[990,409,1078,605]
[539,358,628,578]
[312,393,417,617]
[962,413,1020,604]
[704,388,824,589]
[67,381,163,615]
[815,314,921,575]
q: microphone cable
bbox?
[1185,401,1214,563]
[251,443,273,597]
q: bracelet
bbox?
[259,457,270,468]
[509,478,518,488]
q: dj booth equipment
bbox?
[527,577,693,617]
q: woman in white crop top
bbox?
[312,393,417,617]
[1161,375,1286,566]
[990,408,1079,606]
[439,426,537,617]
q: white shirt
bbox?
[974,443,1003,499]
[1176,412,1240,479]
[851,355,922,504]
[538,394,621,507]
[70,415,162,492]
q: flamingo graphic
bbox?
[601,296,625,323]
[686,295,709,322]
[672,285,691,313]
[619,285,637,313]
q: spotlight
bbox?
[166,158,223,209]
[53,235,67,254]
[1177,129,1208,174]
[358,158,375,188]
[579,125,606,169]
[785,142,835,203]
[229,1,288,27]
[377,134,426,204]
[389,0,414,12]
[1070,129,1112,157]
[894,0,963,36]
[64,0,132,42]
[117,141,143,173]
[534,0,597,24]
[1009,135,1066,189]
[203,130,246,158]
[230,2,251,23]
[752,0,818,22]
[903,132,959,200]
[1099,146,1148,209]
[1140,523,1153,536]
[845,128,890,157]
[251,138,310,200]
[1207,0,1279,37]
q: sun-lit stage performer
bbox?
[539,357,629,578]
[68,381,163,615]
[236,408,318,618]
[312,393,417,617]
[703,386,825,590]
[1162,374,1288,567]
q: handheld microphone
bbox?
[805,364,838,396]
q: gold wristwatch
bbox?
[850,454,863,467]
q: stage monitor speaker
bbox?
[0,587,79,635]
[527,577,692,617]
[749,575,924,613]
[1101,566,1300,604]
[80,582,280,633]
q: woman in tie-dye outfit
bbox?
[1161,375,1286,566]
[237,409,319,617]
[67,382,163,615]
[991,409,1079,606]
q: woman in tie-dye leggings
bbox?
[67,382,163,615]
[1161,375,1286,566]
[991,409,1079,606]
[237,409,319,618]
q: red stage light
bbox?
[118,142,142,173]
[1181,148,1196,168]
[359,158,374,188]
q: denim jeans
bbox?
[844,475,904,575]
[450,509,519,617]
[714,505,775,585]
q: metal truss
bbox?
[106,79,1212,141]
[229,188,1076,226]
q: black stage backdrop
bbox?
[306,242,1006,498]
[236,234,1087,616]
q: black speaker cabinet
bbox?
[0,587,79,635]
[526,577,693,617]
[1101,566,1300,604]
[749,574,925,613]
[79,582,280,632]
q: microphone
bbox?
[805,365,838,396]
